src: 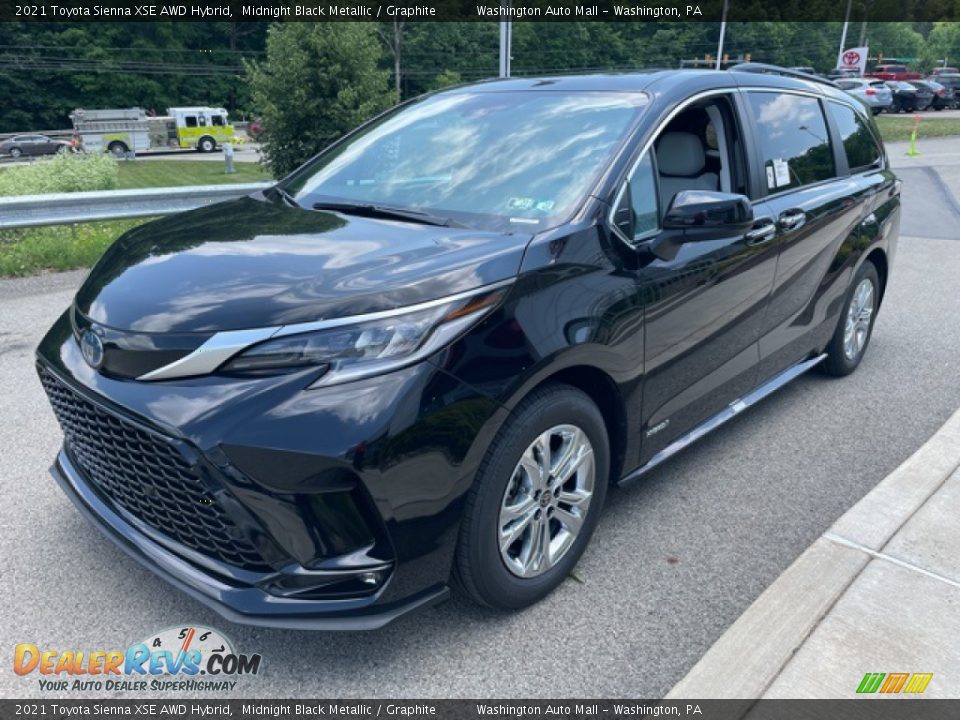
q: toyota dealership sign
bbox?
[837,46,869,75]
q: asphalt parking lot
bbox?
[1,142,959,700]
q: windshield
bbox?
[283,90,648,233]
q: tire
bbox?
[107,141,128,157]
[9,147,21,158]
[820,261,880,377]
[454,384,609,610]
[197,136,216,153]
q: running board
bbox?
[619,354,827,487]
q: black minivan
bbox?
[38,65,900,629]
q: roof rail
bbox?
[728,62,839,89]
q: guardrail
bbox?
[0,182,274,230]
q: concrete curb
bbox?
[666,406,960,700]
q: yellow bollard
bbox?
[906,113,921,157]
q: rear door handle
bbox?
[745,219,777,246]
[778,209,807,231]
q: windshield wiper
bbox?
[311,201,465,228]
[274,186,301,209]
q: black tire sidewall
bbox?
[825,261,880,375]
[459,386,609,609]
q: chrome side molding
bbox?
[619,353,827,487]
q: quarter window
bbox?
[746,92,835,193]
[628,152,659,240]
[184,116,198,128]
[828,101,882,171]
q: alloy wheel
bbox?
[498,424,595,578]
[843,277,875,361]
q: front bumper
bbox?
[37,309,508,629]
[51,450,448,630]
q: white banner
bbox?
[837,46,869,76]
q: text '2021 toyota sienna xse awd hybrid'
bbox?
[38,65,899,629]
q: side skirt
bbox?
[618,353,827,487]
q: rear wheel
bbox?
[9,147,21,158]
[454,385,609,609]
[820,261,880,377]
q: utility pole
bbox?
[499,2,512,78]
[839,0,852,56]
[715,0,729,70]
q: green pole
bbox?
[906,113,921,157]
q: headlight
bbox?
[219,286,507,386]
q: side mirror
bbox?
[662,190,753,231]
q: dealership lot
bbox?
[2,141,959,699]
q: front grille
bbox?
[38,366,269,570]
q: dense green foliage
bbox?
[0,153,118,196]
[1,21,949,136]
[0,23,266,132]
[246,23,395,176]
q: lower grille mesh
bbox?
[39,366,269,570]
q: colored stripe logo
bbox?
[857,672,933,694]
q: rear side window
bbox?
[185,116,198,128]
[828,101,882,172]
[746,92,835,193]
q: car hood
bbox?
[75,194,529,334]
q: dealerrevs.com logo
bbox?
[14,626,262,693]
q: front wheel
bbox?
[9,147,21,158]
[454,385,609,609]
[197,136,216,153]
[820,261,880,376]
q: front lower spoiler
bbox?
[51,449,450,631]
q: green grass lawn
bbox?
[0,219,149,277]
[875,114,960,142]
[116,159,272,188]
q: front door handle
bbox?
[745,219,777,246]
[778,209,807,231]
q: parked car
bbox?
[886,81,933,112]
[867,64,923,81]
[914,79,955,110]
[0,134,72,158]
[827,68,861,80]
[835,78,894,114]
[37,65,900,628]
[787,66,818,76]
[927,73,960,101]
[929,67,959,77]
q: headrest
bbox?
[656,132,706,177]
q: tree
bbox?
[246,23,395,177]
[377,20,404,96]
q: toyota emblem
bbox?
[80,329,105,369]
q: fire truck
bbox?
[70,106,235,156]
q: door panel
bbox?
[638,221,779,462]
[755,180,862,381]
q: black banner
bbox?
[3,0,960,23]
[2,700,960,720]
